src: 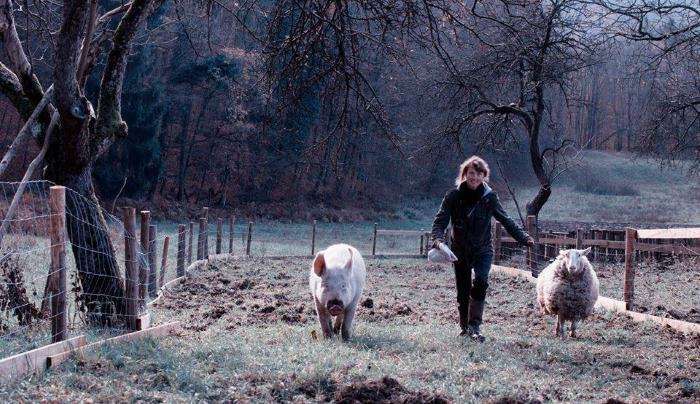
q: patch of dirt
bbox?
[334,376,451,404]
[602,399,628,404]
[489,398,542,404]
[295,377,338,400]
[634,306,700,324]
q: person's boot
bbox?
[458,302,470,336]
[467,299,486,342]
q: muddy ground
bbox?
[1,256,698,402]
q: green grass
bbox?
[3,257,697,402]
[509,151,700,224]
[1,150,699,395]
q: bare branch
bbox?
[0,0,51,128]
[76,0,98,87]
[53,0,92,131]
[0,84,54,179]
[94,0,160,153]
[0,61,33,118]
[97,1,133,24]
[0,110,58,249]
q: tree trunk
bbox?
[525,61,552,218]
[525,112,552,218]
[45,154,126,325]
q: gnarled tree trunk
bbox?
[45,159,126,323]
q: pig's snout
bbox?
[327,299,344,316]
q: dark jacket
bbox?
[431,182,530,254]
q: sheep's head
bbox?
[557,247,592,277]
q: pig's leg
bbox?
[315,297,333,338]
[333,314,343,335]
[341,301,358,341]
[569,320,577,338]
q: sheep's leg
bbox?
[554,314,564,337]
[569,320,577,338]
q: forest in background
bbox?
[0,0,697,220]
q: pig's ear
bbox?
[581,247,592,256]
[558,249,569,257]
[313,252,326,276]
[344,248,353,270]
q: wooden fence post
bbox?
[139,211,150,307]
[603,229,610,262]
[160,236,170,288]
[420,233,424,255]
[49,186,67,342]
[575,228,583,249]
[592,229,599,262]
[177,224,186,277]
[216,218,223,254]
[372,223,378,256]
[526,215,537,272]
[188,221,194,264]
[228,215,235,254]
[311,220,317,255]
[623,228,637,308]
[123,207,138,330]
[617,231,625,262]
[202,207,209,258]
[246,222,253,256]
[197,217,206,260]
[493,221,503,264]
[148,224,157,298]
[425,232,431,255]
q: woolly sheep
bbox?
[536,247,599,338]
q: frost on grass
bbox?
[1,256,698,402]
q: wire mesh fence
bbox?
[0,181,153,359]
[497,225,700,324]
[0,181,54,358]
[2,185,697,363]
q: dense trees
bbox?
[0,0,167,322]
[596,0,699,171]
[0,0,696,226]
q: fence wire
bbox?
[0,181,153,359]
[0,181,54,358]
[2,186,697,361]
[498,233,699,323]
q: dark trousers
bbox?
[453,250,493,328]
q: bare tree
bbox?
[595,0,699,170]
[255,0,469,150]
[424,0,603,216]
[0,0,163,323]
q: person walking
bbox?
[432,156,534,341]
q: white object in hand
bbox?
[427,242,458,263]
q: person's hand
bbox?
[525,236,535,247]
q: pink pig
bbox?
[309,244,367,340]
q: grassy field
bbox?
[0,151,698,399]
[508,151,700,225]
[501,252,700,323]
[2,256,698,402]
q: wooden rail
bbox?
[376,229,426,236]
[373,226,430,257]
[491,264,700,335]
[636,227,700,239]
[499,236,700,254]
